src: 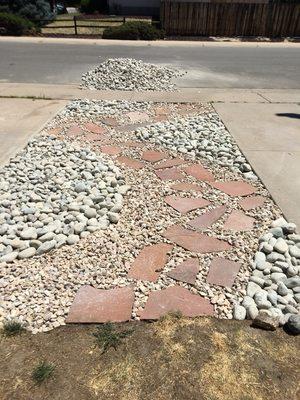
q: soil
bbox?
[0,316,299,400]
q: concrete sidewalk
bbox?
[214,102,300,226]
[0,98,66,166]
[0,83,300,103]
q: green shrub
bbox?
[0,12,37,36]
[103,21,165,41]
[80,0,107,14]
[0,0,53,25]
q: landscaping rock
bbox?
[252,310,280,331]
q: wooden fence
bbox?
[160,0,300,37]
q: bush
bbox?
[103,21,165,41]
[80,0,107,14]
[0,12,37,36]
[0,0,54,25]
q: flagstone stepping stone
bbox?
[164,195,210,214]
[155,168,185,181]
[66,285,134,323]
[171,182,203,193]
[142,150,168,163]
[66,124,82,137]
[101,117,119,127]
[116,156,144,170]
[85,122,107,134]
[153,158,185,170]
[207,257,241,288]
[239,195,266,211]
[138,286,214,320]
[126,111,150,123]
[121,140,145,148]
[167,258,200,284]
[85,133,108,142]
[154,106,170,116]
[127,243,173,282]
[100,145,122,156]
[223,210,255,231]
[48,127,62,135]
[183,164,214,182]
[163,225,231,253]
[210,181,257,196]
[188,206,227,230]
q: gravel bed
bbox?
[135,113,256,178]
[0,136,128,264]
[0,100,288,334]
[81,58,185,91]
[59,99,152,120]
[234,218,300,333]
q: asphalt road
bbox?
[0,40,300,88]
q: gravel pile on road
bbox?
[136,114,256,178]
[81,58,184,91]
[60,98,151,119]
[0,136,129,263]
[234,217,300,333]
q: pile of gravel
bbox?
[60,98,151,119]
[0,136,130,263]
[81,58,184,91]
[234,217,300,333]
[136,114,256,178]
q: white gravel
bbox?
[0,135,128,263]
[135,113,256,178]
[81,58,185,91]
[234,217,300,331]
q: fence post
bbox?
[123,16,126,24]
[74,15,77,35]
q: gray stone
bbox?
[285,314,300,334]
[67,234,80,245]
[233,305,246,320]
[36,240,56,255]
[254,252,266,270]
[18,247,36,259]
[249,276,265,287]
[0,251,18,263]
[284,276,300,289]
[20,227,37,240]
[270,272,286,283]
[270,227,284,238]
[252,310,279,331]
[277,281,289,296]
[108,212,119,223]
[247,304,259,320]
[39,232,56,242]
[283,305,298,314]
[254,291,272,309]
[246,282,261,298]
[273,238,288,254]
[289,245,300,258]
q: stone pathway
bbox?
[50,110,265,323]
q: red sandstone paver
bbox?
[155,168,185,181]
[85,122,107,134]
[207,257,241,288]
[223,210,255,231]
[167,258,200,284]
[153,158,186,170]
[66,124,82,137]
[154,106,170,116]
[210,181,257,196]
[188,206,227,230]
[85,133,109,142]
[121,140,145,148]
[116,156,144,170]
[101,117,119,127]
[127,243,173,282]
[171,182,203,193]
[153,115,168,122]
[139,286,214,320]
[126,111,150,123]
[164,195,210,214]
[238,195,266,211]
[183,164,214,182]
[163,225,231,253]
[100,145,122,156]
[66,285,134,323]
[48,127,62,135]
[142,150,168,163]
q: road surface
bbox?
[0,38,299,88]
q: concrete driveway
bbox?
[214,103,300,226]
[0,98,66,166]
